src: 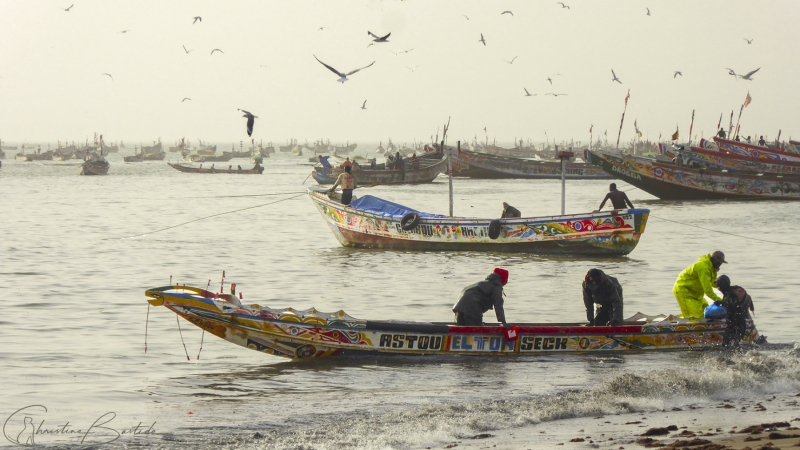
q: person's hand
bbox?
[503,322,511,330]
[593,209,600,212]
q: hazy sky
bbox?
[2,1,798,145]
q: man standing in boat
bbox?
[452,268,511,329]
[582,269,623,326]
[672,251,726,319]
[328,164,356,205]
[596,183,634,211]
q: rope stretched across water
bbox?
[648,214,800,247]
[105,193,306,240]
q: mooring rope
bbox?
[144,304,150,353]
[196,331,205,360]
[105,193,306,240]
[194,191,308,199]
[176,315,191,361]
[649,214,800,247]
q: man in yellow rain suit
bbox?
[672,251,726,319]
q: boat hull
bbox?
[80,160,110,175]
[309,191,648,255]
[588,150,800,200]
[452,150,611,179]
[313,158,447,185]
[145,286,760,360]
[168,162,264,174]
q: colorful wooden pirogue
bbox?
[451,148,611,179]
[144,285,761,359]
[308,188,649,255]
[312,157,447,185]
[168,162,264,174]
[588,150,800,200]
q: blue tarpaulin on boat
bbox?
[348,195,446,219]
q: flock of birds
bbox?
[56,2,764,138]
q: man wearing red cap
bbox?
[452,268,511,329]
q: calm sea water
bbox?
[1,148,799,449]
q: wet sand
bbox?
[434,390,800,450]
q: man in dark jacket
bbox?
[453,268,510,329]
[597,183,634,210]
[716,275,754,348]
[501,202,521,218]
[583,268,623,326]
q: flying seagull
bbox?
[368,31,391,42]
[210,49,224,55]
[646,7,651,15]
[557,2,570,9]
[361,100,367,110]
[674,71,682,78]
[524,88,534,97]
[547,77,553,84]
[744,38,753,44]
[546,93,568,96]
[318,26,327,31]
[462,14,469,20]
[238,109,257,137]
[739,67,760,80]
[725,67,737,76]
[182,98,191,102]
[313,55,375,83]
[193,16,201,24]
[504,56,518,64]
[611,69,622,84]
[389,48,413,55]
[63,4,73,11]
[479,33,486,45]
[406,66,419,72]
[182,45,193,54]
[501,10,514,16]
[101,73,113,82]
[120,30,129,34]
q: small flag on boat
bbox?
[589,124,593,133]
[671,126,679,141]
[230,283,236,295]
[624,89,630,106]
[744,91,752,108]
[634,119,642,138]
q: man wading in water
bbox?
[328,165,356,205]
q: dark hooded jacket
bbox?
[582,271,623,325]
[452,273,506,323]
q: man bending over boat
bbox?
[452,268,511,329]
[501,202,521,218]
[328,164,357,205]
[596,183,634,211]
[672,251,725,319]
[582,269,623,326]
[716,275,754,348]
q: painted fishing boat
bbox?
[712,137,800,163]
[168,162,264,174]
[79,155,110,175]
[452,149,610,179]
[308,189,648,254]
[681,145,800,175]
[15,151,53,161]
[144,285,760,360]
[588,150,800,200]
[312,157,447,186]
[124,150,166,162]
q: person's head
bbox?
[346,157,350,161]
[584,268,605,287]
[716,275,731,291]
[344,165,351,173]
[493,268,509,286]
[502,202,509,209]
[760,135,764,139]
[609,183,617,191]
[710,250,727,269]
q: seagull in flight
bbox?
[504,56,518,64]
[313,55,375,83]
[101,73,113,82]
[63,4,74,11]
[674,71,682,78]
[546,77,553,84]
[182,98,191,102]
[193,16,202,24]
[406,66,419,72]
[725,67,737,76]
[557,2,570,9]
[738,67,760,80]
[501,10,514,16]
[238,109,257,137]
[210,49,224,55]
[462,14,470,20]
[390,48,414,55]
[368,31,391,42]
[611,69,622,84]
[182,45,193,54]
[744,38,753,44]
[524,88,535,97]
[120,30,129,34]
[361,100,367,110]
[646,7,651,15]
[479,33,486,45]
[318,26,327,31]
[546,93,568,96]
